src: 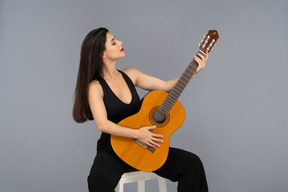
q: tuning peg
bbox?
[198,38,204,47]
[210,43,217,51]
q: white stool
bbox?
[115,170,167,192]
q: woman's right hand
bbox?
[137,125,164,148]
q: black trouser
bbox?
[87,147,208,192]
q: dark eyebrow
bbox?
[110,37,115,43]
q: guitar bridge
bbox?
[134,139,155,153]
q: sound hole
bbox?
[149,107,170,127]
[153,110,166,124]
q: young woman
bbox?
[73,27,209,192]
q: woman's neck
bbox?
[101,61,119,81]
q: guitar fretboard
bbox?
[159,51,206,114]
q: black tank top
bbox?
[97,70,141,154]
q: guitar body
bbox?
[111,90,185,172]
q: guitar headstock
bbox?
[199,30,219,53]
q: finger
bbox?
[153,137,164,143]
[149,140,160,147]
[145,142,155,148]
[146,125,156,130]
[205,52,209,59]
[196,53,206,60]
[197,53,204,60]
[195,55,206,66]
[152,133,164,138]
[144,140,158,148]
[194,56,202,64]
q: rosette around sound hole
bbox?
[149,107,170,127]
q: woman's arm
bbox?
[124,67,179,92]
[88,81,163,147]
[124,52,208,92]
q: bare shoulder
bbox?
[122,67,142,75]
[122,67,144,84]
[88,80,103,97]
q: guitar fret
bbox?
[174,86,182,94]
[166,96,175,106]
[160,103,170,113]
[185,67,195,75]
[163,92,179,110]
[189,62,198,70]
[181,75,190,82]
[165,96,174,106]
[161,103,171,113]
[160,103,169,112]
[176,81,186,89]
[163,102,171,110]
[179,79,188,85]
[160,62,196,113]
[170,91,178,100]
[187,66,195,72]
[185,68,195,76]
[172,87,182,97]
[179,79,188,87]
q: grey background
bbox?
[1,0,287,192]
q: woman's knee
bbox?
[170,148,204,170]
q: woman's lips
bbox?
[120,48,124,52]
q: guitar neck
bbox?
[159,50,206,114]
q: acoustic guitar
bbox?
[111,30,219,172]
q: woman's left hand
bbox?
[194,52,208,74]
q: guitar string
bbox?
[160,76,191,112]
[156,59,198,119]
[154,50,201,123]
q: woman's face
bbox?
[102,32,125,61]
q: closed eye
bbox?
[111,37,116,45]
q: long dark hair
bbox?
[73,27,109,123]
